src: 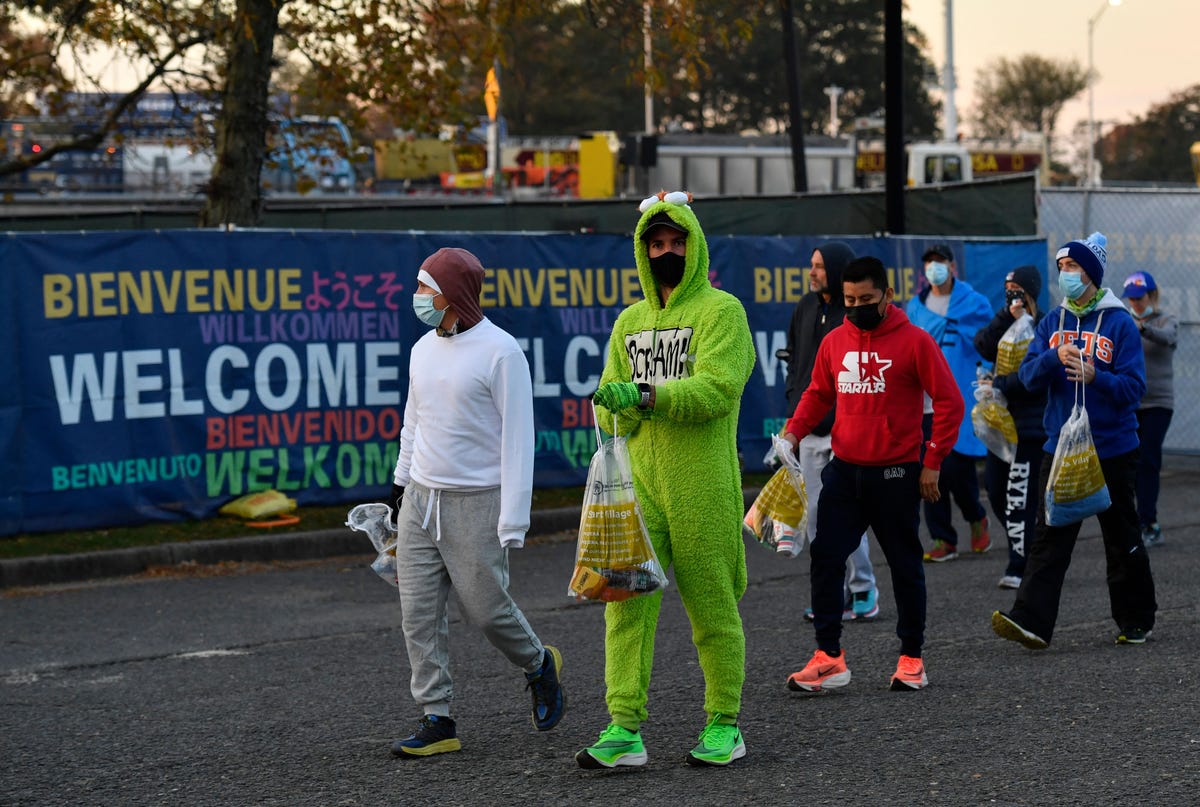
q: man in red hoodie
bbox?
[781,256,963,692]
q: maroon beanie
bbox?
[418,247,485,330]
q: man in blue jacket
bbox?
[993,232,1157,649]
[906,244,994,562]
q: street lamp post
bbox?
[823,85,844,137]
[1087,0,1122,187]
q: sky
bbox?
[904,0,1197,140]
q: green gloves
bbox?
[593,381,641,411]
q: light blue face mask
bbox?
[925,261,950,287]
[412,293,445,328]
[1057,271,1088,301]
[1134,305,1154,319]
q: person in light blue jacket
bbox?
[993,232,1157,650]
[906,243,995,562]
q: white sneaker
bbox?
[997,575,1022,590]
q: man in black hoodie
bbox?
[781,241,880,620]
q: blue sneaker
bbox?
[851,589,879,620]
[391,715,461,758]
[525,645,565,731]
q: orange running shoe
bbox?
[786,649,851,692]
[924,540,957,562]
[889,655,929,691]
[970,517,991,553]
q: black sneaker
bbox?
[391,715,461,758]
[1116,628,1153,645]
[525,645,565,731]
[991,610,1049,650]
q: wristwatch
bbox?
[637,383,653,410]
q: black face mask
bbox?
[845,299,886,331]
[649,252,686,287]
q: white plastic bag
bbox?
[568,408,668,602]
[971,382,1018,464]
[995,313,1036,376]
[346,502,399,587]
[1044,380,1110,526]
[743,435,809,556]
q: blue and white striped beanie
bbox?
[1055,231,1107,287]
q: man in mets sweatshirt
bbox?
[781,256,963,693]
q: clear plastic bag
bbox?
[971,382,1018,464]
[568,409,668,602]
[346,502,399,587]
[1044,379,1110,526]
[743,434,808,555]
[995,313,1035,376]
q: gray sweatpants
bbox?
[395,481,545,717]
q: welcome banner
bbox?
[0,230,1045,535]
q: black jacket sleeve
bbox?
[974,309,1014,363]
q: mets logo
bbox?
[1048,331,1114,363]
[837,351,892,393]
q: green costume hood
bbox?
[633,198,710,310]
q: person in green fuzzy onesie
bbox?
[576,191,756,770]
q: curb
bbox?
[0,490,761,590]
[0,505,586,590]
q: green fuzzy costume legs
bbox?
[604,469,749,727]
[596,197,755,729]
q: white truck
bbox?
[646,135,974,195]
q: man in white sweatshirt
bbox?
[388,247,564,758]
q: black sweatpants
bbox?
[810,457,926,658]
[983,439,1044,579]
[1009,450,1157,642]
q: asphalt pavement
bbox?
[3,461,1199,805]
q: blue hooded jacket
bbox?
[906,278,994,456]
[1017,291,1145,458]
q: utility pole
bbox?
[781,0,808,192]
[643,1,653,134]
[884,0,905,234]
[942,0,957,141]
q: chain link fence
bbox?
[1041,188,1200,454]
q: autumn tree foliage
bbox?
[1098,84,1200,185]
[1,0,940,223]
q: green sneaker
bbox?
[575,724,647,769]
[686,714,746,767]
